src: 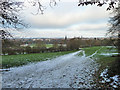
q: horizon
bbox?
[11,36,112,39]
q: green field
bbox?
[46,44,53,48]
[29,44,36,47]
[2,51,75,68]
[78,46,118,69]
[22,44,53,48]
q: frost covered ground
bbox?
[2,50,98,88]
[100,69,120,88]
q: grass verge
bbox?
[2,50,75,68]
[78,46,119,88]
[80,46,118,73]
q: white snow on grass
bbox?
[106,46,116,48]
[100,68,108,77]
[2,51,98,88]
[100,68,120,88]
[99,53,119,56]
[87,47,103,58]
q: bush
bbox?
[25,46,31,54]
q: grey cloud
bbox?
[65,23,108,31]
[24,3,110,29]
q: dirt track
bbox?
[2,51,98,88]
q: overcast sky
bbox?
[12,0,112,38]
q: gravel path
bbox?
[2,51,98,88]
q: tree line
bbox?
[2,37,115,55]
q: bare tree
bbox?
[78,0,120,55]
[0,0,60,39]
[108,3,120,56]
[0,0,27,39]
[78,0,118,10]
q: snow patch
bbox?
[100,68,108,77]
[100,69,120,88]
[99,53,119,56]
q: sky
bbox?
[12,0,113,38]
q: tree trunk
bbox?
[118,31,120,56]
